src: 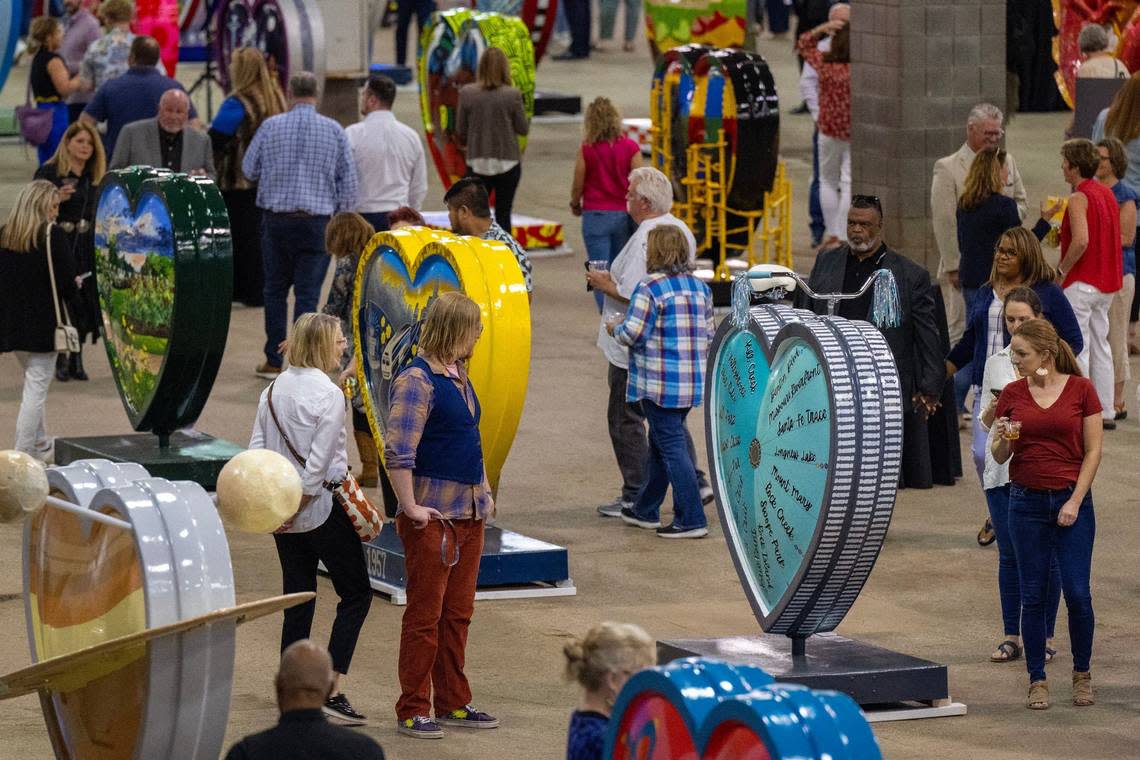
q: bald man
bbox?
[109,90,213,175]
[224,640,385,760]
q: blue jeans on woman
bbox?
[1009,483,1095,683]
[630,401,705,530]
[985,484,1061,639]
[582,210,634,311]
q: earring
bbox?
[1035,366,1049,377]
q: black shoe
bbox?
[324,693,367,726]
[790,101,810,114]
[55,353,69,382]
[656,523,709,539]
[1103,419,1117,431]
[69,351,88,381]
[552,51,588,60]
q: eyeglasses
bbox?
[982,129,1005,139]
[440,519,459,568]
[994,246,1018,259]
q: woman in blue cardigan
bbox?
[945,227,1083,543]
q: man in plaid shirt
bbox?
[607,224,715,538]
[244,71,359,378]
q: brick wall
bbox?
[850,0,1006,271]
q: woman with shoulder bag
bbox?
[35,120,106,382]
[0,180,77,461]
[249,312,373,726]
[26,17,82,165]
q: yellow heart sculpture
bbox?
[352,226,530,491]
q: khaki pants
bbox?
[1108,273,1135,384]
[940,274,966,345]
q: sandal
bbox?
[1027,680,1049,710]
[1072,671,1094,706]
[1044,646,1056,664]
[991,639,1022,662]
[977,518,996,547]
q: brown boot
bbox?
[1072,671,1094,706]
[1027,680,1049,710]
[353,430,380,488]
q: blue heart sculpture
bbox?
[605,657,881,759]
[705,304,902,637]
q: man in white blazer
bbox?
[109,89,214,176]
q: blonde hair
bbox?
[476,47,512,89]
[987,227,1056,287]
[28,17,59,53]
[646,224,691,273]
[47,122,107,184]
[98,0,135,26]
[0,180,59,254]
[959,148,1006,211]
[418,291,482,363]
[583,97,622,144]
[563,622,655,691]
[325,212,375,259]
[286,313,342,372]
[229,47,286,122]
[1013,319,1082,376]
[1105,72,1140,143]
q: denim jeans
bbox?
[1009,483,1096,682]
[395,0,434,65]
[470,164,521,234]
[985,485,1060,638]
[261,213,331,367]
[808,129,824,245]
[764,0,790,33]
[583,210,634,311]
[598,0,640,41]
[632,401,706,530]
[954,286,980,414]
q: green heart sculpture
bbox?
[94,167,232,437]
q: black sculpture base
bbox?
[54,431,244,489]
[658,633,955,710]
[534,91,582,116]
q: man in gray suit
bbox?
[109,89,214,176]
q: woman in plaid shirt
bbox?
[607,225,715,538]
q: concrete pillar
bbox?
[318,0,371,127]
[850,0,1006,272]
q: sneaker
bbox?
[323,693,367,725]
[699,485,715,506]
[255,361,283,380]
[656,523,709,539]
[398,715,443,739]
[620,506,661,529]
[437,704,500,729]
[597,498,631,517]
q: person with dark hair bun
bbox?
[993,319,1103,711]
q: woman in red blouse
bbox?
[992,319,1102,711]
[798,19,851,251]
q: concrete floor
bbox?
[2,25,1140,760]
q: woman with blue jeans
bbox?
[978,288,1061,665]
[993,319,1102,710]
[608,224,714,538]
[571,97,641,311]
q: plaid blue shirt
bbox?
[612,272,714,408]
[242,104,358,216]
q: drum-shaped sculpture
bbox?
[353,226,531,490]
[649,44,711,193]
[419,9,535,187]
[473,0,558,63]
[213,0,326,92]
[25,462,235,759]
[643,0,746,58]
[705,303,902,637]
[687,49,779,212]
[95,167,232,438]
[606,658,881,759]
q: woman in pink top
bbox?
[798,19,851,251]
[571,97,643,311]
[1053,138,1123,426]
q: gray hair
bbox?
[1078,23,1110,55]
[290,71,320,100]
[628,167,674,214]
[966,102,1003,127]
[828,2,850,20]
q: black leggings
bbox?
[273,505,372,674]
[470,163,522,233]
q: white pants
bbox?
[818,133,851,240]
[14,351,55,459]
[1065,282,1116,419]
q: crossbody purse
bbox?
[45,225,80,354]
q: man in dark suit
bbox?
[224,640,385,760]
[795,194,946,487]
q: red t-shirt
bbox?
[996,376,1102,490]
[582,137,641,211]
[1060,178,1123,293]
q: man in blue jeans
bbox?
[243,71,358,378]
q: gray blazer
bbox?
[109,118,215,177]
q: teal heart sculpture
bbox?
[604,657,881,759]
[95,167,232,437]
[705,304,902,637]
